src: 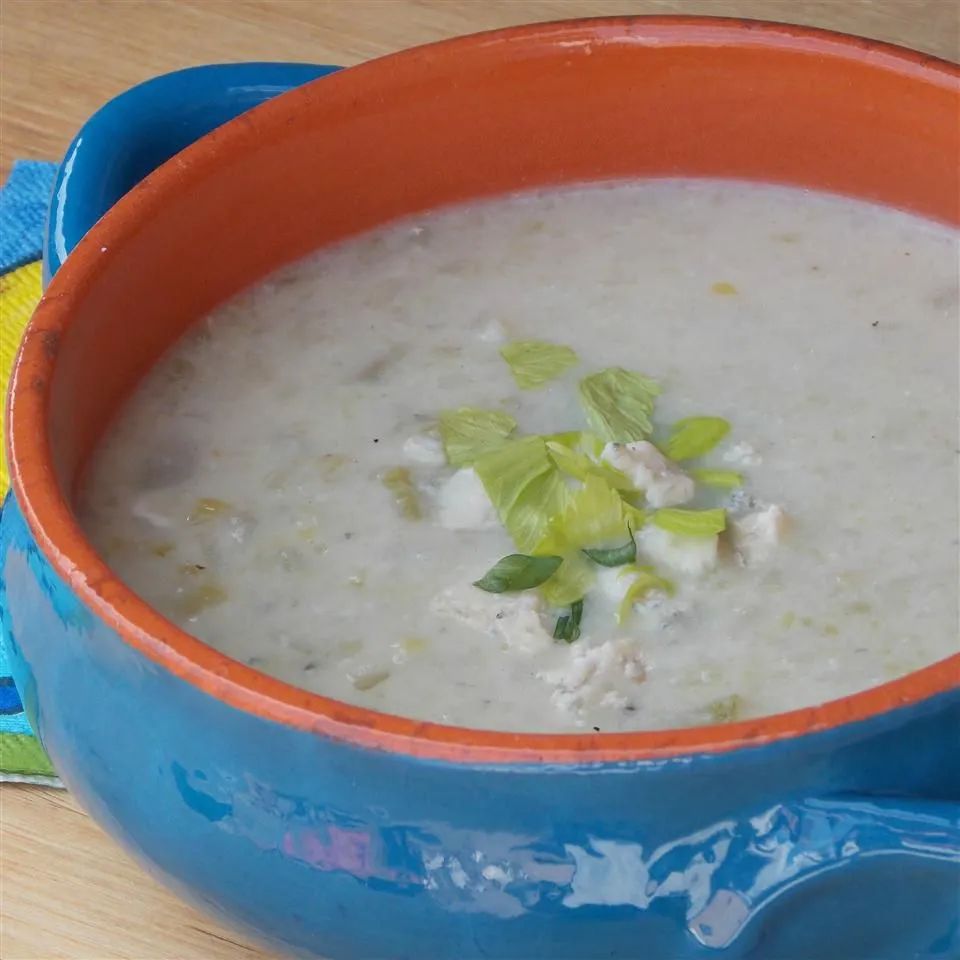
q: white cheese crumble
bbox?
[601,441,694,507]
[430,585,553,655]
[436,468,499,530]
[722,441,762,466]
[538,637,646,714]
[595,565,635,604]
[633,592,691,632]
[729,505,790,564]
[402,433,446,465]
[637,524,719,577]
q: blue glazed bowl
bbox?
[3,18,959,959]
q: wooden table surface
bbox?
[1,1,957,957]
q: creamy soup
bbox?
[79,181,960,733]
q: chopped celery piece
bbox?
[552,475,629,550]
[617,566,675,624]
[187,498,232,524]
[665,416,731,461]
[439,407,517,466]
[473,437,567,553]
[690,467,742,489]
[539,550,596,607]
[177,582,228,617]
[707,694,744,723]
[500,339,578,389]
[652,508,726,537]
[621,500,648,531]
[578,368,660,442]
[351,669,390,691]
[380,467,422,519]
[546,437,634,491]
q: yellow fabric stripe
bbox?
[0,261,42,493]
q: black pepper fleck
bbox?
[592,726,601,733]
[373,438,380,443]
[871,321,879,328]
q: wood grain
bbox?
[0,2,956,958]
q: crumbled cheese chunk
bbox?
[436,468,499,530]
[539,637,646,714]
[725,488,759,514]
[601,441,694,507]
[430,585,552,654]
[595,565,635,604]
[634,592,690,631]
[637,524,718,577]
[403,433,446,465]
[729,505,790,564]
[722,441,762,466]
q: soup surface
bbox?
[79,180,960,732]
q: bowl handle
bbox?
[44,62,341,281]
[685,793,960,951]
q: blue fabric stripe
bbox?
[1,161,58,750]
[0,677,24,714]
[0,160,57,274]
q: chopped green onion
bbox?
[689,467,742,489]
[578,368,661,442]
[500,339,578,389]
[583,538,636,567]
[439,407,517,466]
[553,598,585,643]
[570,598,584,631]
[473,554,563,593]
[652,507,726,537]
[665,417,731,461]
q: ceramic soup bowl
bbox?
[2,17,958,960]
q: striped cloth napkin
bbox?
[0,159,62,785]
